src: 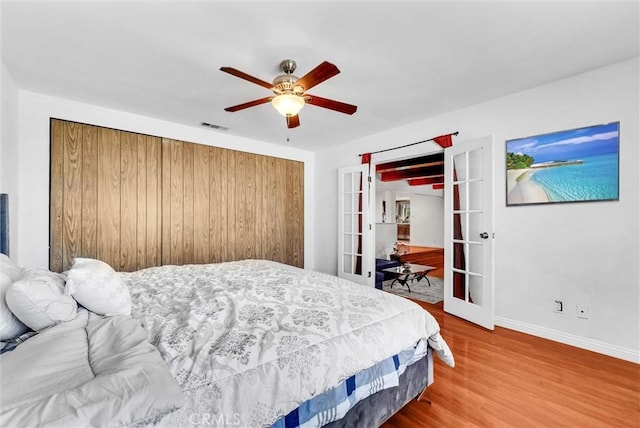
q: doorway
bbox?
[339,136,495,330]
[374,153,446,278]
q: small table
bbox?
[382,264,436,293]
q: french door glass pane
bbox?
[469,274,483,306]
[453,182,467,211]
[343,214,353,233]
[468,242,483,275]
[343,234,353,253]
[343,193,353,213]
[468,212,484,244]
[453,270,466,301]
[468,180,483,211]
[453,152,468,181]
[468,147,483,180]
[343,254,353,274]
[344,173,353,192]
[352,234,361,256]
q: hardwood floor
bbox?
[383,301,640,428]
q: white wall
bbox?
[410,194,444,247]
[374,189,397,223]
[315,58,640,362]
[13,90,315,270]
[375,223,397,259]
[0,62,20,258]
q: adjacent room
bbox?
[1,1,638,427]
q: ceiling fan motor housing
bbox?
[273,60,303,94]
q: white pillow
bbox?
[66,258,131,316]
[5,269,77,332]
[0,272,29,340]
[0,253,22,281]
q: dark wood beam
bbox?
[376,153,444,173]
[408,176,444,186]
[379,164,444,181]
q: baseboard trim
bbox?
[495,316,640,364]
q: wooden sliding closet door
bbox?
[50,120,162,272]
[161,139,304,267]
[51,120,304,272]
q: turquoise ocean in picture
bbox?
[530,152,618,202]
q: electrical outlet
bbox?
[553,300,563,313]
[576,305,589,319]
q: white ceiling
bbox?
[2,1,638,152]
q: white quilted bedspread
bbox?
[123,259,454,427]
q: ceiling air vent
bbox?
[200,122,229,131]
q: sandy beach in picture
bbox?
[507,169,549,204]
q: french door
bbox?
[444,136,495,329]
[337,165,373,286]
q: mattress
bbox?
[273,339,429,427]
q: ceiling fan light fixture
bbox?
[271,93,305,117]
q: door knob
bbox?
[479,232,489,239]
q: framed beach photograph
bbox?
[506,122,619,206]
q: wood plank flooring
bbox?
[383,301,640,427]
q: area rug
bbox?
[382,276,444,304]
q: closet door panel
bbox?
[193,144,211,264]
[161,139,172,265]
[182,141,195,264]
[257,155,270,260]
[50,121,65,272]
[135,135,148,269]
[51,120,163,272]
[165,138,185,265]
[210,146,228,263]
[271,157,288,264]
[236,151,257,261]
[96,127,122,270]
[225,150,237,262]
[143,135,162,268]
[120,131,137,271]
[81,124,98,260]
[286,161,304,267]
[62,121,83,267]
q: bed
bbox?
[1,257,454,427]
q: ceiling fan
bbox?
[220,59,357,129]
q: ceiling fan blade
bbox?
[307,94,357,115]
[287,115,300,129]
[294,61,340,91]
[224,97,272,112]
[220,67,273,90]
